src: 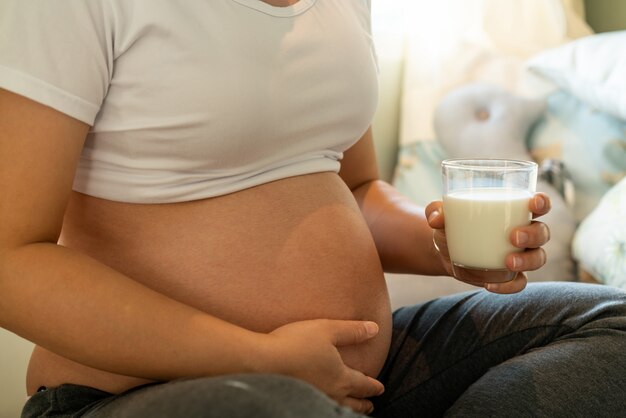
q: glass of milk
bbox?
[442,159,538,283]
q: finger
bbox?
[530,193,551,219]
[342,398,375,415]
[425,201,445,229]
[328,320,379,347]
[506,248,547,272]
[346,370,385,399]
[510,221,550,249]
[485,272,527,294]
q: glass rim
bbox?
[441,158,538,172]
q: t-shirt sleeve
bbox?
[0,0,114,125]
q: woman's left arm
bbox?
[339,127,551,293]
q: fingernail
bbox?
[535,195,545,211]
[364,322,379,336]
[485,283,497,292]
[516,231,528,246]
[512,255,523,270]
[428,210,440,223]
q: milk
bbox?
[443,188,532,270]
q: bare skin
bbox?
[27,172,393,396]
[0,84,550,415]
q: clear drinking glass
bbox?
[441,159,538,283]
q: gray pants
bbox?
[22,283,626,418]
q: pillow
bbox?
[528,90,626,222]
[572,176,626,290]
[526,31,626,120]
[433,82,546,161]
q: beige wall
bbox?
[585,0,626,32]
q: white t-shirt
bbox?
[0,0,378,203]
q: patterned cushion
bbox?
[528,90,626,222]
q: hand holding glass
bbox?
[442,159,538,283]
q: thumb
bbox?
[328,320,379,347]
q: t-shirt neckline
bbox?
[230,0,317,17]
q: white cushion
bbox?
[572,176,626,290]
[527,31,626,120]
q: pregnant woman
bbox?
[1,1,625,417]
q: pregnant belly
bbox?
[27,173,392,395]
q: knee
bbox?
[544,282,626,330]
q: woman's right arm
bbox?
[0,89,382,412]
[0,88,269,380]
